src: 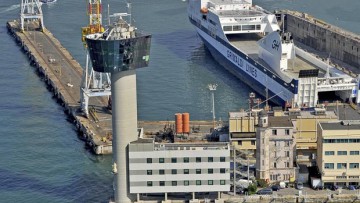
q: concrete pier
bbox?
[7,20,113,154]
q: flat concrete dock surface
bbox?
[8,20,113,154]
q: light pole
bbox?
[208,84,218,129]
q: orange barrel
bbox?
[175,113,183,134]
[182,113,190,134]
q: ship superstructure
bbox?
[188,0,360,107]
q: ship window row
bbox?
[146,157,226,163]
[323,139,360,143]
[324,163,360,169]
[325,151,358,156]
[146,180,226,187]
[144,168,227,175]
[223,24,261,32]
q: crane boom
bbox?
[81,0,104,43]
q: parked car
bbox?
[271,185,281,191]
[324,184,337,190]
[296,182,304,190]
[348,185,356,190]
[257,188,273,195]
[314,185,324,190]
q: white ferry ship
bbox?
[188,0,360,107]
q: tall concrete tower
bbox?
[85,15,151,203]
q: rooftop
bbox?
[268,116,293,128]
[319,121,360,131]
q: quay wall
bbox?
[283,10,360,70]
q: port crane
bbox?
[80,0,111,117]
[20,0,44,32]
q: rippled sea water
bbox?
[0,0,358,202]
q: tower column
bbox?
[112,70,138,203]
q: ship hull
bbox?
[190,18,296,106]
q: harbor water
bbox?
[0,0,359,202]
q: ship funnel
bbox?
[257,31,292,83]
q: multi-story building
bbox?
[256,111,296,183]
[290,108,337,166]
[128,139,230,200]
[317,120,360,188]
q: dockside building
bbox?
[128,139,230,199]
[317,121,360,188]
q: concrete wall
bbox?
[284,11,360,70]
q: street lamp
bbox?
[208,84,218,129]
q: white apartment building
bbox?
[128,139,230,197]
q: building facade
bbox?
[128,139,230,194]
[256,112,296,183]
[291,108,337,166]
[317,121,360,187]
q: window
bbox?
[251,140,255,145]
[262,149,264,155]
[147,158,152,163]
[208,180,213,185]
[172,169,177,174]
[172,181,177,186]
[208,157,213,162]
[338,151,347,155]
[233,25,241,31]
[147,181,152,187]
[220,157,226,162]
[220,168,226,173]
[223,26,232,31]
[274,163,277,168]
[242,24,256,31]
[171,158,177,163]
[196,180,201,185]
[184,169,189,174]
[350,163,359,169]
[208,169,213,174]
[350,151,359,155]
[285,141,290,147]
[147,170,152,175]
[220,180,225,185]
[196,169,201,174]
[196,157,201,162]
[285,129,290,135]
[159,158,164,163]
[159,169,165,175]
[272,129,277,135]
[184,157,189,163]
[286,151,290,157]
[160,181,165,186]
[285,162,289,167]
[184,180,189,186]
[337,163,347,169]
[324,163,334,169]
[262,160,264,166]
[325,151,335,156]
[237,141,242,145]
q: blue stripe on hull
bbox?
[188,17,298,95]
[198,34,286,106]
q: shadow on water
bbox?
[154,30,200,61]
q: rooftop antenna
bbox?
[107,4,110,26]
[127,1,132,26]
